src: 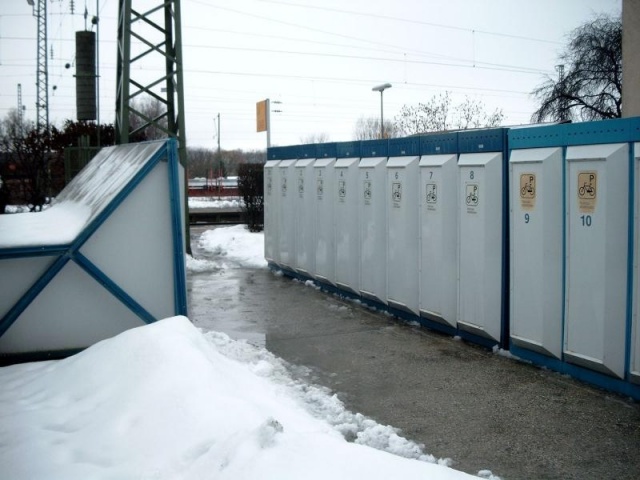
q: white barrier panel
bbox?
[419,154,458,328]
[314,158,337,284]
[264,160,281,265]
[359,157,387,304]
[0,140,186,359]
[458,152,503,342]
[334,158,360,293]
[565,144,628,378]
[633,142,640,384]
[277,160,297,270]
[509,148,563,358]
[294,159,316,276]
[387,156,419,314]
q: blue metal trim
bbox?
[388,137,420,157]
[420,132,458,155]
[316,142,338,158]
[458,127,507,153]
[167,139,188,316]
[625,142,636,378]
[336,141,362,158]
[73,252,156,325]
[510,343,640,400]
[457,328,500,350]
[508,124,566,150]
[418,315,457,337]
[561,145,568,362]
[500,135,510,349]
[298,143,317,159]
[360,139,389,158]
[0,254,70,337]
[564,117,640,146]
[0,245,68,260]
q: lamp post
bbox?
[372,83,392,139]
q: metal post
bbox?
[266,98,271,148]
[380,90,384,139]
[372,83,392,139]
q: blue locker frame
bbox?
[508,118,640,400]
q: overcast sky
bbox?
[0,0,621,151]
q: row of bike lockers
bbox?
[265,117,640,398]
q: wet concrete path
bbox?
[187,227,640,480]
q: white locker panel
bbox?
[386,156,420,314]
[334,158,360,293]
[277,160,297,269]
[565,143,628,378]
[509,147,563,358]
[294,159,316,276]
[458,152,503,342]
[264,160,280,265]
[633,142,640,384]
[419,154,458,328]
[314,158,337,284]
[359,157,387,304]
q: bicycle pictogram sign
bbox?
[392,182,402,203]
[465,184,479,206]
[426,183,437,204]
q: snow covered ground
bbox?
[0,226,498,479]
[189,196,243,210]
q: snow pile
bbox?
[189,197,242,209]
[203,329,451,465]
[0,202,91,248]
[197,224,267,269]
[0,317,477,480]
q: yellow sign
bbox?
[519,173,536,211]
[256,100,268,132]
[577,171,597,213]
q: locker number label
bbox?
[519,173,536,211]
[577,171,597,213]
[363,180,372,205]
[392,182,402,208]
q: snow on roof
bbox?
[0,316,477,480]
[0,141,164,249]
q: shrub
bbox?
[237,163,264,232]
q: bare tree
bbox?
[299,132,331,144]
[531,15,622,122]
[453,97,504,130]
[353,116,398,140]
[0,110,53,211]
[394,92,503,135]
[129,95,169,141]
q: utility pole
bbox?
[556,64,569,122]
[26,0,49,132]
[216,113,221,199]
[17,84,24,129]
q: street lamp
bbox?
[372,83,392,139]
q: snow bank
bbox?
[197,224,267,269]
[0,317,476,480]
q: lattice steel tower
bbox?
[115,0,187,169]
[27,0,49,131]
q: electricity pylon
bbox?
[115,0,187,170]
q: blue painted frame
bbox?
[0,139,187,360]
